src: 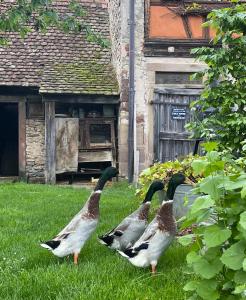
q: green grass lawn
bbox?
[0,182,190,300]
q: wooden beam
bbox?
[0,95,25,102]
[42,95,119,104]
[18,101,26,180]
[45,102,56,184]
[182,15,192,39]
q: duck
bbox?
[40,166,118,265]
[117,173,185,273]
[98,180,164,251]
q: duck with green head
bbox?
[118,173,185,273]
[40,167,118,265]
[98,180,164,251]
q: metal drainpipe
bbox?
[128,0,135,183]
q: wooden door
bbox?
[56,118,79,174]
[153,88,201,162]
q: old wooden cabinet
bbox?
[55,115,116,176]
[78,117,116,167]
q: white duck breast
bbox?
[52,217,98,257]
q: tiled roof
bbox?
[0,0,119,95]
[40,62,119,95]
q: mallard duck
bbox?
[118,173,185,273]
[98,180,164,251]
[40,166,118,264]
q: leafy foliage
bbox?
[187,3,246,157]
[0,0,109,47]
[136,155,204,200]
[179,143,246,299]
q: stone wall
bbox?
[26,119,45,183]
[108,0,130,177]
[108,0,206,180]
[108,0,121,84]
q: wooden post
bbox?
[45,101,56,184]
[18,101,26,180]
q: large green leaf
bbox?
[192,160,209,175]
[233,284,246,295]
[187,251,201,264]
[243,259,246,272]
[178,234,195,246]
[242,187,246,199]
[196,279,219,300]
[193,256,223,279]
[206,151,220,162]
[204,225,231,248]
[223,179,246,191]
[202,142,218,152]
[184,281,198,291]
[239,212,246,231]
[191,195,215,214]
[234,270,246,284]
[199,175,227,200]
[221,241,246,270]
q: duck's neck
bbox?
[94,176,108,191]
[158,200,176,234]
[143,187,156,203]
[138,202,151,220]
[87,191,102,218]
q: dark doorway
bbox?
[0,103,19,176]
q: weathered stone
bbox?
[26,119,45,182]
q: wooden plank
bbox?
[45,102,56,184]
[154,88,202,95]
[153,93,159,161]
[0,96,25,102]
[18,101,26,180]
[78,150,113,163]
[42,95,119,104]
[56,118,79,174]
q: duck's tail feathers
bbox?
[98,235,114,247]
[118,242,149,259]
[118,249,131,259]
[40,240,60,251]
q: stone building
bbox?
[0,0,230,183]
[108,0,228,181]
[0,0,119,183]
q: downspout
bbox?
[128,0,135,183]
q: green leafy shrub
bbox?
[136,155,204,200]
[179,143,246,300]
[187,3,246,157]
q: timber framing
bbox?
[144,0,230,57]
[42,94,119,104]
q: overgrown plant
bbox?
[187,2,246,157]
[136,155,204,200]
[179,143,246,300]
